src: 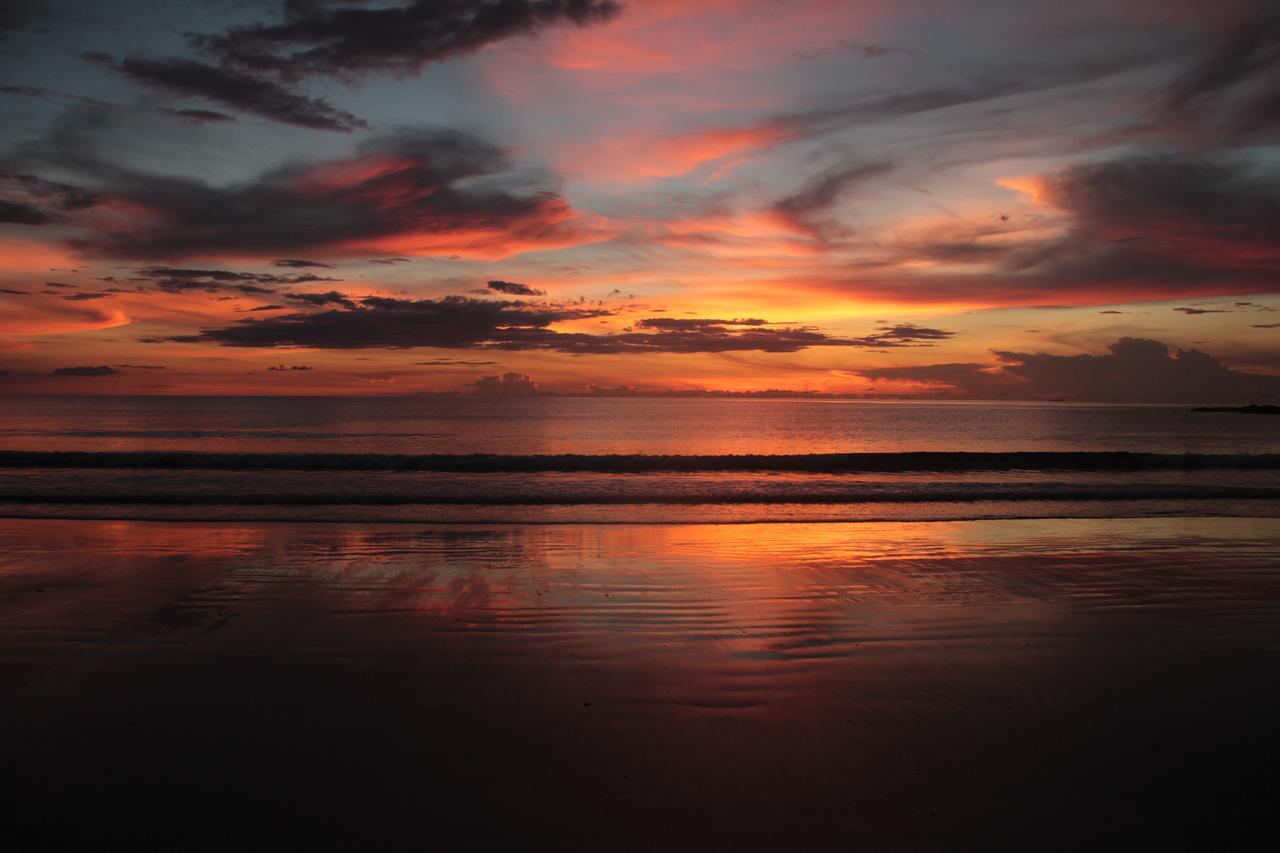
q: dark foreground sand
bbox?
[2,516,1279,850]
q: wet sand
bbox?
[3,516,1279,850]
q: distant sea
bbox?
[1,395,1277,523]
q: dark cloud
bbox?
[284,290,359,309]
[491,326,867,355]
[772,161,892,237]
[1163,13,1280,133]
[189,0,623,80]
[1045,155,1278,242]
[248,304,286,311]
[115,364,165,370]
[469,372,539,396]
[165,295,944,354]
[0,1,38,41]
[860,338,1280,402]
[134,267,339,294]
[273,258,333,269]
[61,292,112,301]
[66,129,579,261]
[1022,154,1280,292]
[0,288,29,295]
[486,280,545,296]
[268,364,312,371]
[834,153,1280,306]
[0,199,50,224]
[0,172,100,226]
[369,257,413,265]
[100,55,368,132]
[51,365,119,377]
[173,295,609,349]
[1175,307,1229,315]
[1254,323,1280,329]
[860,324,953,345]
[158,107,236,123]
[857,362,1014,398]
[635,317,767,330]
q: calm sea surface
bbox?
[0,395,1277,454]
[1,396,1277,522]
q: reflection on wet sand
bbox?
[3,517,1279,849]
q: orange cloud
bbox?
[0,238,83,274]
[0,296,130,336]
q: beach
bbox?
[4,514,1279,849]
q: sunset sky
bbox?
[1,0,1277,399]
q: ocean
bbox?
[4,396,1279,847]
[2,395,1278,523]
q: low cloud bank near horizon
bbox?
[859,338,1280,403]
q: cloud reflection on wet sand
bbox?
[3,517,1279,848]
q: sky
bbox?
[0,0,1277,400]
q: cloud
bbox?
[51,365,119,377]
[822,153,1280,307]
[64,129,591,261]
[641,50,1156,179]
[469,372,539,396]
[1163,12,1280,133]
[0,199,50,224]
[158,107,236,123]
[493,326,877,355]
[267,364,312,371]
[61,292,112,301]
[99,55,368,132]
[0,172,101,226]
[854,323,954,347]
[0,1,39,44]
[1020,154,1280,292]
[134,267,339,294]
[486,279,545,296]
[171,296,952,355]
[1175,307,1229,315]
[634,317,767,330]
[174,295,610,349]
[860,337,1280,402]
[189,0,623,80]
[284,290,359,309]
[273,258,333,269]
[772,161,892,238]
[86,3,621,135]
[1,82,244,127]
